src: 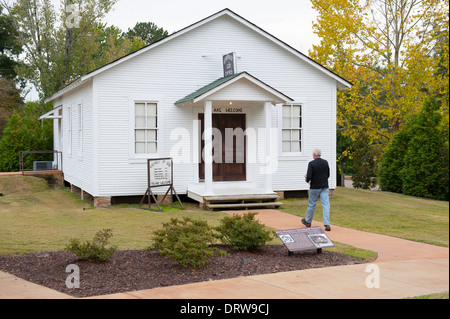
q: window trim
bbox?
[77,102,83,158]
[67,106,72,156]
[129,97,162,162]
[135,102,158,155]
[278,102,305,156]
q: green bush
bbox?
[0,102,53,172]
[215,212,273,251]
[150,217,226,268]
[65,229,117,263]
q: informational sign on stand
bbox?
[149,158,172,187]
[275,227,334,255]
[139,158,184,211]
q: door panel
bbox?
[199,113,246,182]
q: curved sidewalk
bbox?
[1,209,448,299]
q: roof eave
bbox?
[176,71,293,106]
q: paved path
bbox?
[1,209,448,299]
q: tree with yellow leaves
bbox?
[310,0,448,146]
[310,0,449,187]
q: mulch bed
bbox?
[0,245,366,298]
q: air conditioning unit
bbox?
[33,161,53,171]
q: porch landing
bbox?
[187,183,282,210]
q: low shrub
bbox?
[215,212,273,251]
[150,217,226,268]
[65,229,117,263]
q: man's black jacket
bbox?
[306,158,330,189]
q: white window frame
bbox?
[280,103,304,155]
[67,106,72,156]
[77,102,83,158]
[129,98,161,162]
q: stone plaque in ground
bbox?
[276,227,334,254]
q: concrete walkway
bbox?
[1,209,448,299]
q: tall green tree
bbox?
[379,98,449,200]
[0,7,23,137]
[1,0,118,98]
[378,124,412,193]
[401,98,448,200]
[125,21,169,45]
[0,77,22,136]
[0,6,22,80]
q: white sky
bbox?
[25,0,319,101]
[105,0,319,53]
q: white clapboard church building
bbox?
[40,9,351,208]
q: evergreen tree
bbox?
[401,98,448,200]
[379,125,413,193]
[380,98,448,200]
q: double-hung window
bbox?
[282,104,302,153]
[135,102,158,154]
[68,106,72,155]
[77,103,83,156]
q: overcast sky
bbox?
[26,0,319,100]
[104,0,319,53]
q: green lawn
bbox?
[1,176,448,257]
[280,187,449,247]
[0,175,228,255]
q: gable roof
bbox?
[175,71,293,105]
[45,8,351,103]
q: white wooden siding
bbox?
[56,80,95,195]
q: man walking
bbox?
[302,149,331,231]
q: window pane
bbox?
[282,130,291,141]
[147,103,157,116]
[78,105,82,129]
[291,129,300,141]
[135,142,145,153]
[282,105,291,117]
[147,115,157,128]
[291,141,301,152]
[293,105,301,117]
[135,103,145,115]
[148,142,157,153]
[147,130,157,142]
[282,117,291,128]
[292,116,300,128]
[135,115,145,127]
[135,130,145,142]
[282,141,291,152]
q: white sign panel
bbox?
[149,158,172,187]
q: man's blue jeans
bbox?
[305,188,330,226]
